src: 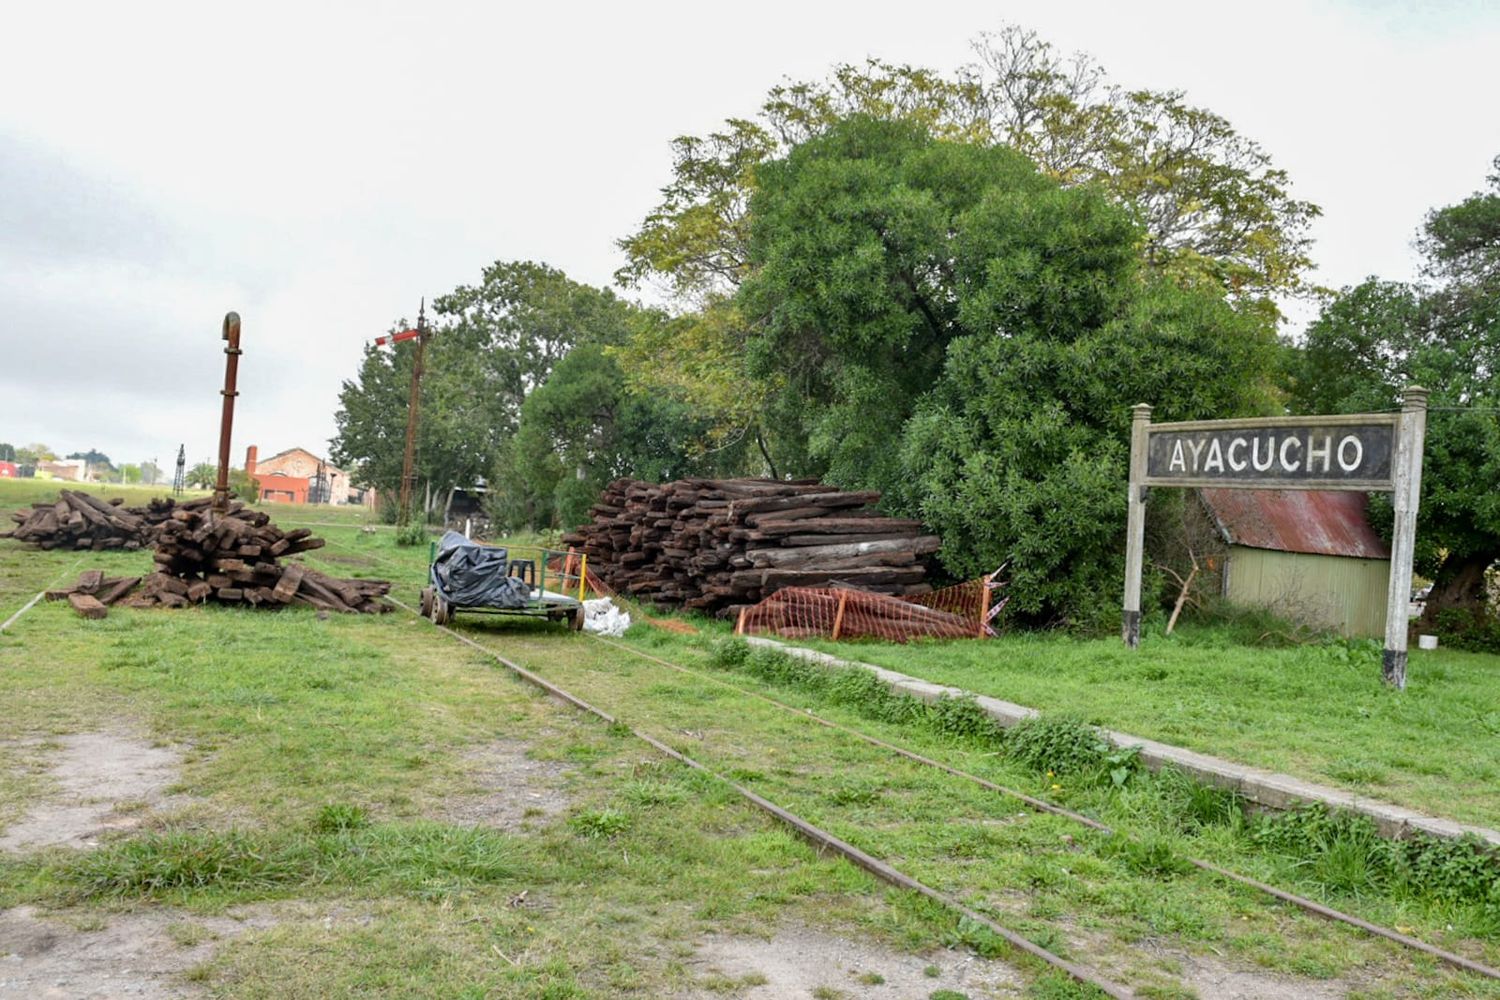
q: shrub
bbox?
[1431,608,1500,654]
[395,520,428,547]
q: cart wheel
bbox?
[567,608,583,631]
[420,587,434,618]
[432,595,450,626]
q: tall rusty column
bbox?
[213,312,243,514]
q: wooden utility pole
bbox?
[397,300,427,526]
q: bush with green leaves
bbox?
[394,521,427,547]
[739,115,1279,627]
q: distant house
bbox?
[34,459,87,482]
[245,446,369,506]
[1197,489,1392,637]
[0,461,17,478]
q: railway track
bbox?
[395,600,1500,996]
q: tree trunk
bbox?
[755,428,779,481]
[443,485,457,527]
[1418,551,1496,628]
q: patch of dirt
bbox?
[679,925,1021,998]
[0,732,186,853]
[438,739,571,830]
[0,905,274,999]
[1175,952,1353,1000]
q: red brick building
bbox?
[246,446,365,505]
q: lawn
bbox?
[2,477,1499,998]
[781,626,1500,833]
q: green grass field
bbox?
[2,477,1499,998]
[783,624,1500,834]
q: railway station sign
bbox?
[1120,391,1429,690]
[1145,416,1396,491]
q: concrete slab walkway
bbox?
[745,636,1500,849]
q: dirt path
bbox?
[0,905,273,999]
[0,732,184,853]
[680,925,1021,998]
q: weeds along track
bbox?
[588,635,1500,985]
[397,603,1500,998]
[392,603,1129,998]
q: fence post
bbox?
[831,591,850,641]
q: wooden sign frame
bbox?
[1121,388,1428,689]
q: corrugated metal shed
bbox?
[1198,489,1390,560]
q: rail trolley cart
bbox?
[420,531,586,630]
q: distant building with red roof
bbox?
[1196,489,1392,637]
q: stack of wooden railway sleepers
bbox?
[1,490,174,551]
[561,477,941,617]
[140,499,391,613]
[12,493,392,617]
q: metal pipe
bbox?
[213,312,243,513]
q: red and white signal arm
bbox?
[374,329,421,347]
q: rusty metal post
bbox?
[397,300,427,525]
[213,312,243,514]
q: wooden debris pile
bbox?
[141,498,391,613]
[46,569,143,620]
[17,494,392,617]
[2,490,174,551]
[561,478,940,616]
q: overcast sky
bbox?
[3,0,1497,474]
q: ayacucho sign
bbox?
[1145,416,1396,490]
[1121,393,1428,690]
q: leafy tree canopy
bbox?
[332,261,640,518]
[0,443,15,463]
[492,343,735,532]
[187,462,218,489]
[1294,157,1500,622]
[67,449,113,471]
[741,115,1277,624]
[618,25,1318,309]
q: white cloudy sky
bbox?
[2,0,1497,472]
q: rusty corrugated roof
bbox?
[1198,489,1390,560]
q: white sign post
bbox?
[1122,388,1428,688]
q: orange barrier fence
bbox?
[735,566,1008,643]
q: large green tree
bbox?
[741,115,1277,624]
[1294,157,1500,624]
[332,262,642,522]
[493,344,731,532]
[619,25,1317,307]
[613,27,1316,471]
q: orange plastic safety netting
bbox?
[735,568,1008,643]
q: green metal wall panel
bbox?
[1225,546,1390,637]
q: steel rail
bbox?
[0,558,86,636]
[389,598,1135,999]
[588,634,1500,983]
